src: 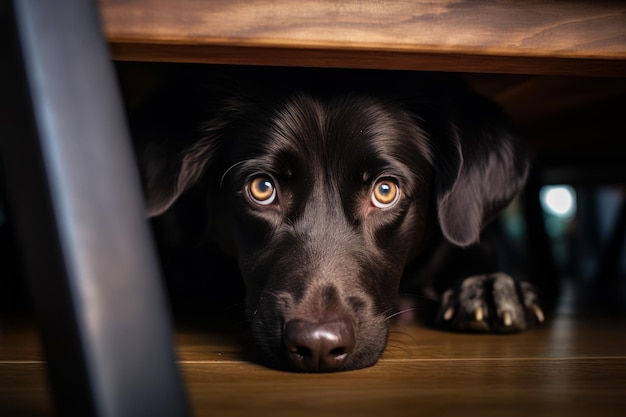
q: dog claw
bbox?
[474,307,484,322]
[531,304,545,323]
[443,307,454,321]
[502,310,512,327]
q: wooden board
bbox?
[100,0,626,76]
[2,316,626,417]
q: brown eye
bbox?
[371,179,400,208]
[248,176,276,205]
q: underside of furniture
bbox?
[100,0,626,162]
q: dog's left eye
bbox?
[248,176,277,205]
[371,179,400,208]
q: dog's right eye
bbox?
[371,178,400,209]
[248,176,277,205]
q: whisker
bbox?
[385,307,415,321]
[384,341,413,357]
[388,325,419,345]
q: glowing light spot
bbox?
[540,186,576,218]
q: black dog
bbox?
[130,66,543,373]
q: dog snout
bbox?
[283,314,356,372]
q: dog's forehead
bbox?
[247,92,432,177]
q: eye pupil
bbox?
[379,183,391,197]
[257,180,271,194]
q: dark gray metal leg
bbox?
[0,0,189,416]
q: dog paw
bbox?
[437,273,544,333]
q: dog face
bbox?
[216,94,434,371]
[140,69,528,372]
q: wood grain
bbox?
[99,0,626,76]
[181,360,626,417]
[2,316,626,417]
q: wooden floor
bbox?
[1,307,626,417]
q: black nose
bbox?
[283,317,356,372]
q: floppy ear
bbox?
[433,92,529,247]
[124,65,239,218]
[141,135,217,217]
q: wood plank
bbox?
[181,359,626,417]
[100,0,626,76]
[108,44,626,77]
[3,358,625,417]
[0,364,50,417]
[3,316,626,416]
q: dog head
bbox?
[139,69,528,372]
